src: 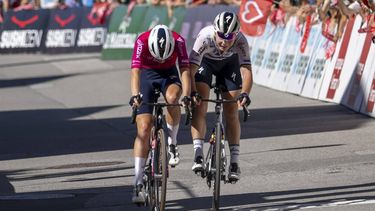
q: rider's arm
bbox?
[236,33,253,95]
[131,68,141,96]
[240,64,253,95]
[176,34,191,97]
[189,63,200,93]
[180,66,191,97]
[130,33,145,97]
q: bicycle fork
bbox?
[205,126,227,187]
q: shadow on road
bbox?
[1,170,375,211]
[0,104,372,161]
[168,182,375,210]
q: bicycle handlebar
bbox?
[200,98,250,122]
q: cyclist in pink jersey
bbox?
[129,25,191,204]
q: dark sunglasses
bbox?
[216,32,236,40]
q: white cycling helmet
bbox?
[213,11,240,36]
[148,24,175,61]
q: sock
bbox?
[167,123,179,146]
[193,139,204,158]
[134,157,146,186]
[229,144,240,164]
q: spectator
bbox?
[186,0,206,7]
[14,0,37,10]
[166,0,185,18]
[64,0,80,7]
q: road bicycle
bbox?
[131,88,191,211]
[193,83,250,211]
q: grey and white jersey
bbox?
[189,25,251,66]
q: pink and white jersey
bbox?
[131,30,190,70]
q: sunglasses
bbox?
[216,32,236,40]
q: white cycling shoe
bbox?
[168,144,180,167]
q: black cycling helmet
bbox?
[213,11,240,36]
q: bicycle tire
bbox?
[153,128,168,211]
[213,122,222,210]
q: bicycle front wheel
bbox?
[152,128,168,211]
[213,122,222,210]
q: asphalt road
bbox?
[1,53,375,211]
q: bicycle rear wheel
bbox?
[152,128,168,211]
[213,122,222,210]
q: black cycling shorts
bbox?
[138,66,181,114]
[194,55,242,92]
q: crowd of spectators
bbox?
[269,0,374,43]
[1,0,374,44]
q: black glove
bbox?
[237,93,251,106]
[129,94,142,107]
[191,91,202,102]
[182,96,192,107]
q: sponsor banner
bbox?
[323,18,355,101]
[300,32,327,99]
[167,6,186,33]
[250,21,273,84]
[42,7,83,53]
[102,5,187,60]
[318,18,354,102]
[140,6,169,31]
[76,5,111,53]
[0,9,50,53]
[181,5,238,53]
[286,22,321,95]
[102,5,149,60]
[255,25,285,87]
[269,17,300,91]
[341,18,372,111]
[239,0,272,37]
[360,43,375,117]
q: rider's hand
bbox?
[237,92,251,107]
[191,91,202,106]
[182,96,192,108]
[129,94,142,108]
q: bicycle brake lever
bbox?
[242,106,250,122]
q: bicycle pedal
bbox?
[194,169,205,177]
[134,202,145,207]
[228,178,238,184]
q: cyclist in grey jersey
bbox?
[189,11,253,182]
[189,25,251,65]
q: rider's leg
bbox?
[222,90,242,180]
[191,82,210,170]
[165,83,182,144]
[222,90,241,161]
[133,114,153,185]
[132,114,153,203]
[165,83,182,166]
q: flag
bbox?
[238,0,272,36]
